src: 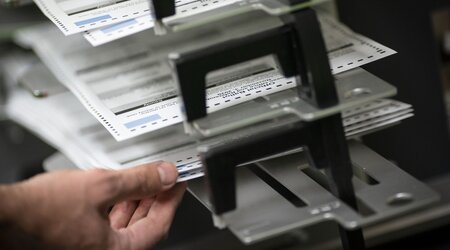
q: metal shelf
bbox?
[188,141,439,244]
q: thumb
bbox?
[106,161,178,204]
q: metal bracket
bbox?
[170,8,336,122]
[188,141,440,244]
[168,7,365,249]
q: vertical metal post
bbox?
[284,8,366,249]
[282,8,338,108]
[310,115,366,250]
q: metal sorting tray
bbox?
[166,0,331,32]
[188,141,439,244]
[190,67,397,138]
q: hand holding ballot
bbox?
[0,162,186,250]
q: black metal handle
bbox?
[150,0,175,20]
[202,122,313,214]
[171,9,337,122]
[172,26,299,121]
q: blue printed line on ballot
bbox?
[75,15,112,26]
[125,114,161,129]
[101,19,138,33]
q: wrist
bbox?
[0,185,10,224]
[0,184,21,225]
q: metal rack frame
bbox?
[162,3,367,249]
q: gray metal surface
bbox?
[188,141,439,244]
[19,62,67,98]
[0,0,32,7]
[43,152,78,172]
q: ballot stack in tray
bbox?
[2,2,413,182]
[31,0,244,46]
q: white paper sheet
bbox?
[15,14,396,141]
[6,84,413,182]
[83,10,398,77]
[4,57,412,181]
[33,0,152,35]
[33,0,240,36]
[84,0,240,46]
[318,14,396,74]
[15,25,297,141]
[6,87,203,181]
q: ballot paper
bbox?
[84,0,241,46]
[33,0,152,35]
[343,100,414,136]
[6,88,204,181]
[4,63,193,179]
[15,14,396,142]
[84,10,397,80]
[318,14,396,74]
[6,83,413,182]
[3,59,411,182]
[33,0,240,36]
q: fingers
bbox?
[109,200,139,230]
[127,197,155,226]
[105,161,178,205]
[118,183,187,250]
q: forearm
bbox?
[0,184,41,249]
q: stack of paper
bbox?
[4,10,412,181]
[14,14,396,141]
[32,0,242,46]
[5,58,413,182]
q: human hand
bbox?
[0,161,186,250]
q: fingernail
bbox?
[158,162,178,186]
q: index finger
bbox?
[116,183,187,250]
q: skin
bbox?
[0,161,186,250]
